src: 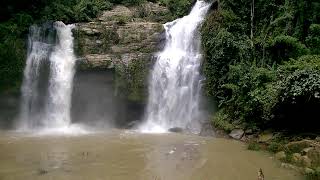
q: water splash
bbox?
[18,22,76,130]
[140,1,211,133]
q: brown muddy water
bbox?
[0,130,303,180]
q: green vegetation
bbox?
[0,0,113,92]
[306,168,320,180]
[0,0,193,93]
[247,141,261,151]
[114,58,150,103]
[201,0,320,133]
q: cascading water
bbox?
[46,22,76,128]
[18,22,76,130]
[140,0,211,133]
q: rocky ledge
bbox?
[74,2,168,70]
[73,2,169,102]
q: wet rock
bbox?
[275,151,286,160]
[245,129,253,135]
[247,134,257,141]
[126,120,139,129]
[301,155,312,167]
[292,153,312,167]
[75,1,166,71]
[281,163,301,172]
[229,129,244,140]
[38,168,48,175]
[286,140,312,153]
[258,132,273,143]
[302,147,314,155]
[304,167,315,174]
[240,135,249,142]
[168,127,184,133]
[307,148,320,167]
[199,122,215,137]
[292,153,302,163]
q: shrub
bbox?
[306,24,320,54]
[267,142,283,153]
[110,0,146,6]
[248,141,261,151]
[166,0,193,18]
[269,35,309,63]
[273,69,320,131]
[211,110,235,132]
[220,63,277,127]
[306,168,320,180]
[279,55,320,73]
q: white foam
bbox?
[140,0,211,133]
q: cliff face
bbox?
[73,2,169,102]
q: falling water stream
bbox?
[46,22,76,128]
[140,1,212,133]
[19,22,76,130]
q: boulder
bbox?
[300,155,312,167]
[302,147,314,155]
[307,148,320,167]
[199,122,215,137]
[275,151,286,160]
[229,129,244,140]
[292,153,312,167]
[281,163,301,172]
[285,140,312,153]
[258,132,273,143]
[168,127,184,133]
[245,129,253,135]
[293,153,302,162]
[240,135,249,142]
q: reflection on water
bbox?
[0,130,303,180]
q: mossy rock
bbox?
[307,148,320,168]
[285,140,312,154]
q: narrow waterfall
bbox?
[46,22,76,128]
[140,0,211,133]
[19,22,76,130]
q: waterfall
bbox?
[18,22,76,130]
[140,0,211,133]
[46,22,76,128]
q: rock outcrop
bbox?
[74,2,167,70]
[73,2,169,102]
[229,129,244,140]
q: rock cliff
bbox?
[74,2,169,102]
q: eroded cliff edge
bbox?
[74,2,169,103]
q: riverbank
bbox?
[212,125,320,180]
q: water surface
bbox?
[0,130,302,180]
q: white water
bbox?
[46,22,76,128]
[19,22,76,131]
[140,1,211,133]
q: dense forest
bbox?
[201,0,320,133]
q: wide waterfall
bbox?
[140,1,211,133]
[18,22,76,130]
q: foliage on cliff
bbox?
[201,0,320,132]
[0,0,193,93]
